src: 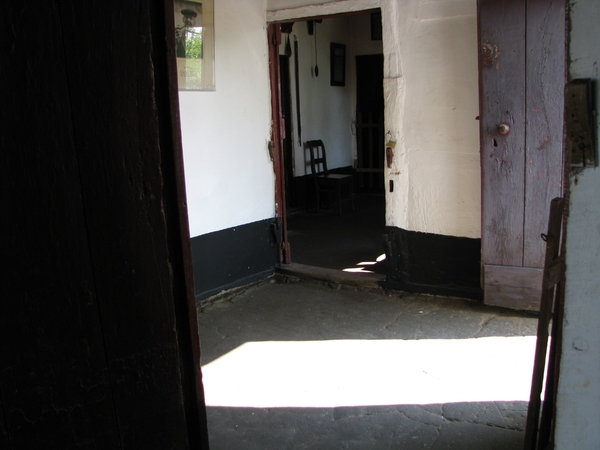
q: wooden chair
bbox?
[306,140,354,215]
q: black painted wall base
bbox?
[190,219,279,301]
[383,226,483,300]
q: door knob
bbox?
[497,123,510,135]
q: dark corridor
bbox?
[286,194,386,275]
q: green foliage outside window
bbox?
[185,28,203,59]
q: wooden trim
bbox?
[268,8,380,25]
[268,24,291,263]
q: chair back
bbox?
[306,140,329,176]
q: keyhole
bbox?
[493,138,498,147]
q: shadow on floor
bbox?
[206,402,527,450]
[286,194,386,275]
[198,279,538,449]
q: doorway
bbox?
[271,12,386,277]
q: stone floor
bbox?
[197,277,538,449]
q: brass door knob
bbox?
[497,123,511,135]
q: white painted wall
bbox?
[381,0,480,238]
[179,0,274,237]
[270,0,481,239]
[555,1,600,447]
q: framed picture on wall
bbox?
[174,0,215,90]
[330,43,346,87]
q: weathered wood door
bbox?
[478,0,565,310]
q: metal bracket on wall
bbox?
[565,78,597,168]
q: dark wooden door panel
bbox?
[58,1,192,447]
[1,1,208,448]
[0,3,120,448]
[0,397,7,449]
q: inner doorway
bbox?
[273,12,386,276]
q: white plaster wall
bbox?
[179,0,274,237]
[270,0,481,239]
[555,1,600,447]
[381,0,480,238]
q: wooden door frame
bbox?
[162,1,211,444]
[268,23,292,264]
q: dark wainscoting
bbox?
[190,219,279,301]
[383,227,483,300]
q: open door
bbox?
[478,0,566,311]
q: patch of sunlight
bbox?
[342,267,375,273]
[343,254,386,272]
[201,336,536,408]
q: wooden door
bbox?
[356,54,385,192]
[478,0,565,310]
[0,1,209,447]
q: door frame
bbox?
[268,23,291,264]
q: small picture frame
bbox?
[174,0,215,91]
[330,43,346,87]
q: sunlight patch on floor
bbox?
[343,253,386,273]
[201,336,536,408]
